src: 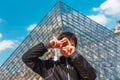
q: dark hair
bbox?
[57,32,77,47]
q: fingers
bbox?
[62,48,68,54]
[68,46,75,55]
[50,39,60,48]
[50,37,74,51]
[60,37,70,44]
[69,46,75,54]
[59,37,72,48]
[50,39,56,48]
[61,45,75,56]
[60,37,68,42]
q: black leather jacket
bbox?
[22,42,96,80]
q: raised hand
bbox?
[49,37,69,48]
[60,44,75,57]
[50,37,75,57]
[50,39,61,48]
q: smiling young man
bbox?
[22,32,96,80]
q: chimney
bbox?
[113,20,120,35]
[117,21,120,27]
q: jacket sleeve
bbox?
[71,52,96,80]
[22,42,53,77]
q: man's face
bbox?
[59,37,75,57]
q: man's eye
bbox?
[71,44,74,46]
[62,42,68,46]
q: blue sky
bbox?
[0,0,120,66]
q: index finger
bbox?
[60,37,72,46]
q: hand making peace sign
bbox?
[50,37,75,57]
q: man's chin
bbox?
[61,53,70,57]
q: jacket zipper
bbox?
[66,58,70,80]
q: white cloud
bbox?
[93,0,120,16]
[0,33,2,38]
[88,14,110,26]
[27,24,37,31]
[0,18,3,23]
[0,40,16,52]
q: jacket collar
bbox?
[59,56,72,65]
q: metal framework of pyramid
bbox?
[0,1,120,80]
